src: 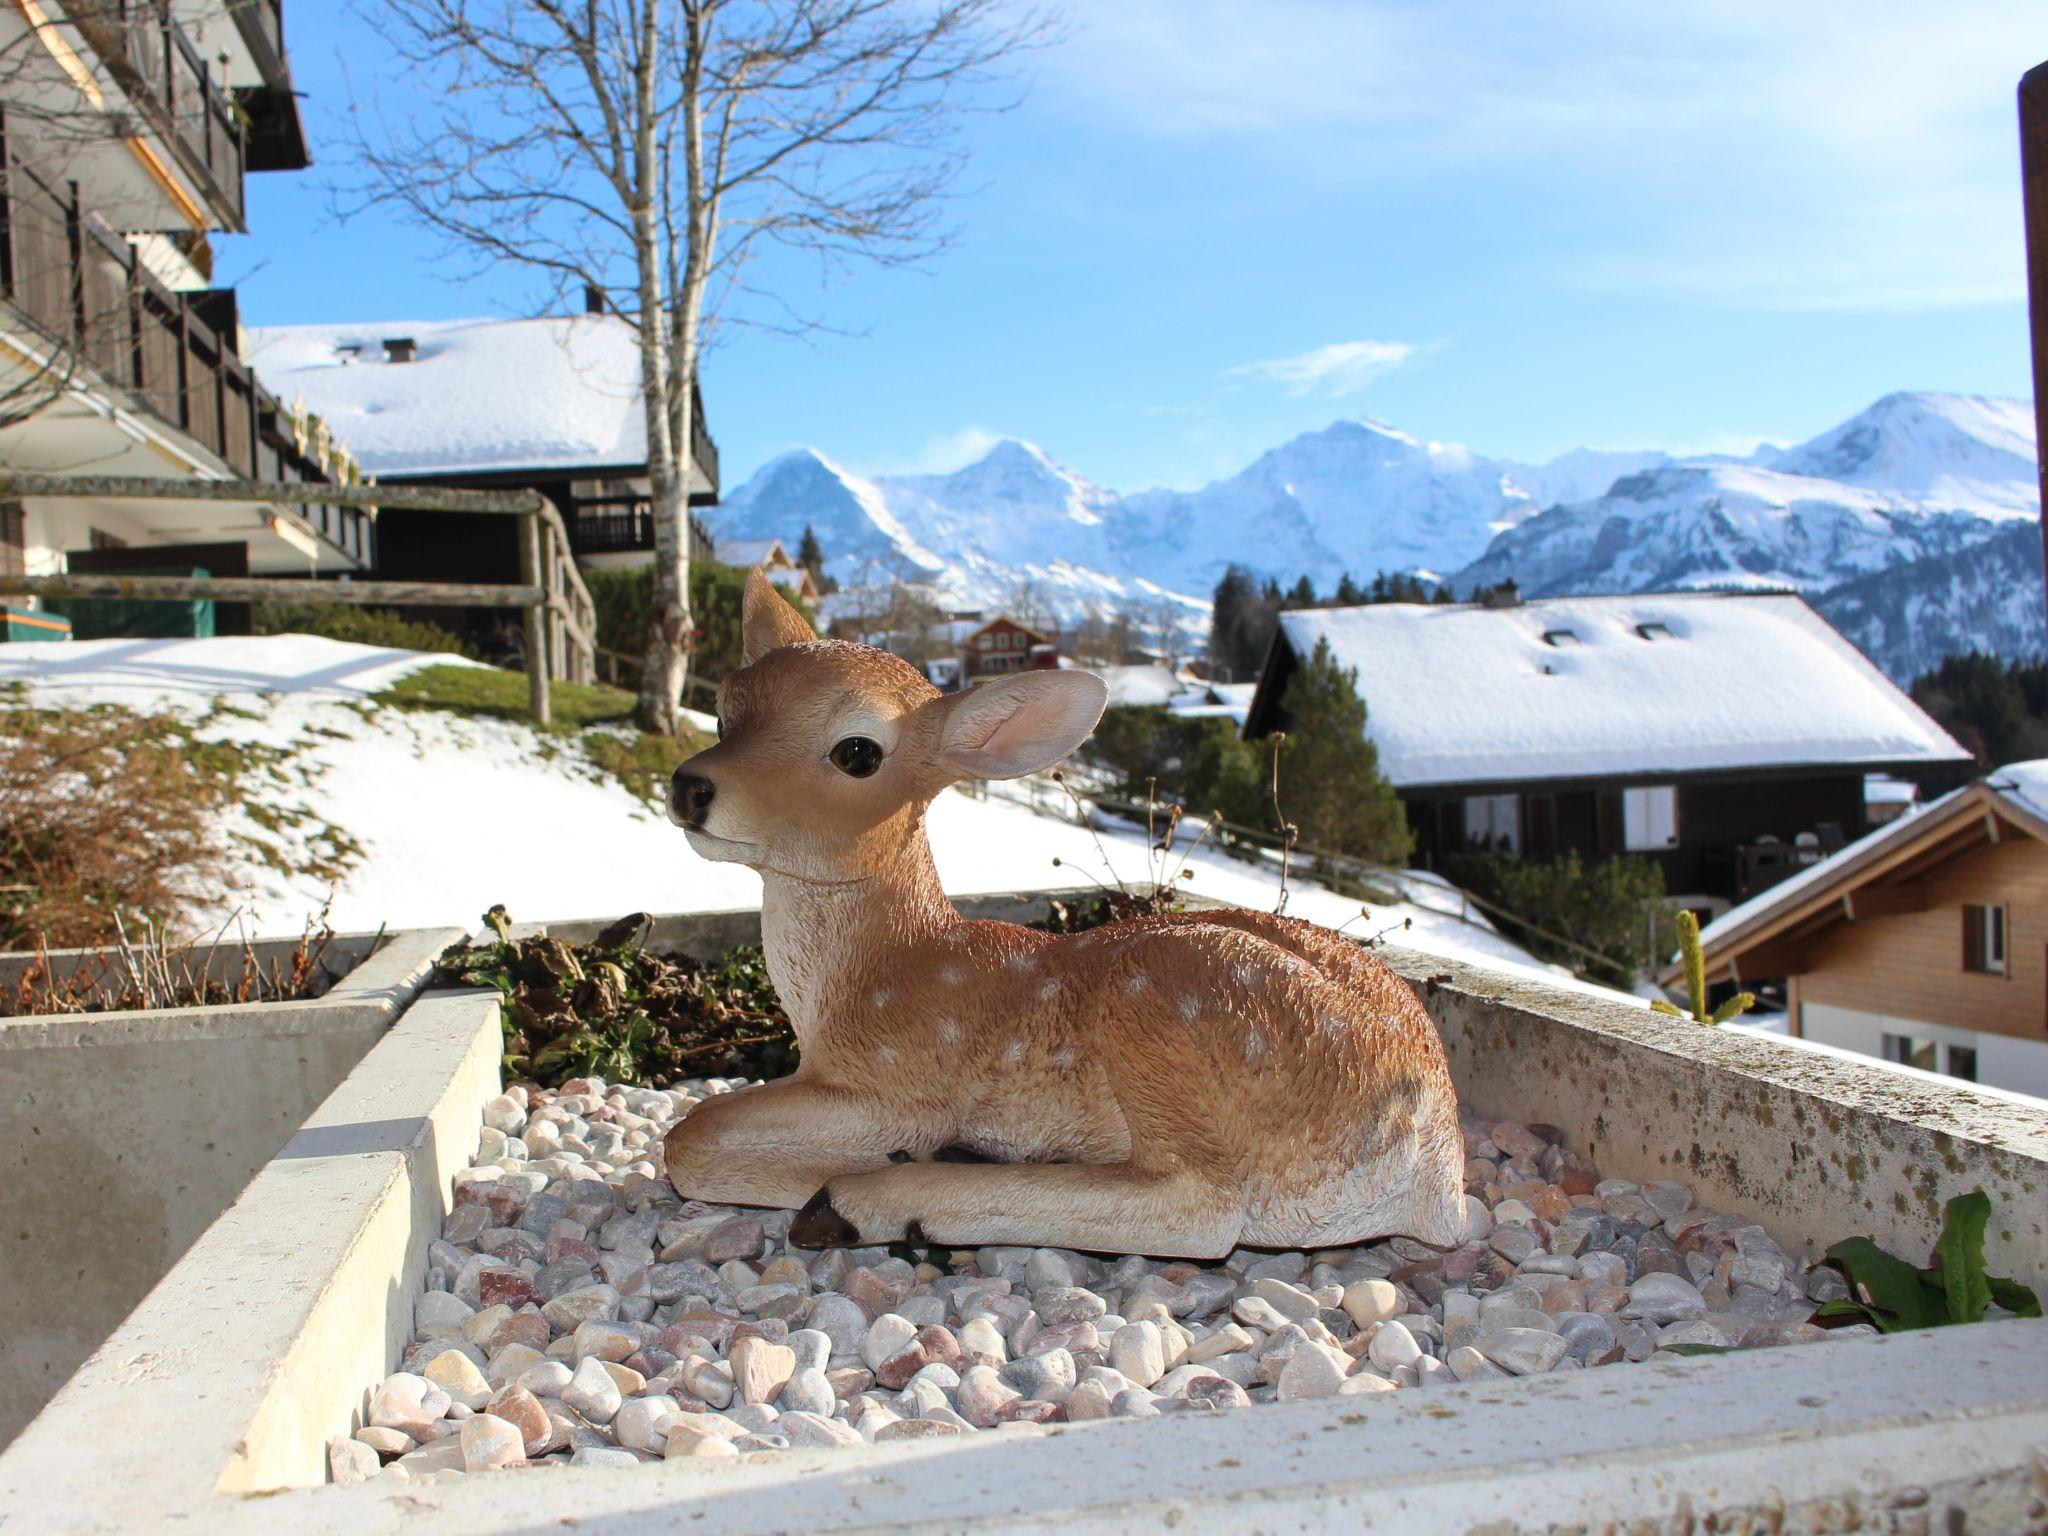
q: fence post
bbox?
[519,509,551,727]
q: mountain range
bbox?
[705,391,2044,682]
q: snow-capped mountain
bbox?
[1816,520,2047,682]
[708,390,2041,674]
[1452,393,2037,606]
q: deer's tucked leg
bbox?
[661,1077,921,1211]
[790,1160,1244,1259]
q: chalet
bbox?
[714,537,818,603]
[1242,592,1972,911]
[248,306,720,646]
[1676,762,2048,1098]
[0,1,358,633]
[961,615,1058,681]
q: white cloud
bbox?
[1049,0,2037,311]
[1227,339,1416,396]
[888,425,1007,475]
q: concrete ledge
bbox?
[1374,940,2048,1292]
[0,988,502,1515]
[0,925,468,1446]
[7,898,2048,1532]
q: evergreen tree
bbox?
[797,525,825,580]
[1911,652,2048,767]
[1271,637,1412,865]
[1334,572,1365,606]
[1284,575,1319,609]
[1208,565,1282,681]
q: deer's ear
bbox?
[939,671,1108,780]
[741,568,815,664]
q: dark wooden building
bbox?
[1241,592,1973,912]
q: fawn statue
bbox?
[660,571,1463,1257]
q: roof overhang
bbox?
[1664,782,2048,988]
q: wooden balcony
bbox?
[61,0,248,230]
[0,144,369,565]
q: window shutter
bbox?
[1597,792,1623,854]
[1963,906,1985,971]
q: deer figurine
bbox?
[660,571,1463,1258]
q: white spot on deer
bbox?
[937,1018,961,1046]
[1241,1028,1270,1064]
[1231,962,1261,990]
[1049,1046,1076,1070]
[1177,994,1200,1022]
[1005,951,1037,973]
[1001,1039,1025,1068]
[876,1043,899,1065]
[1036,979,1060,1003]
[1318,1009,1347,1039]
[1121,973,1149,995]
[937,965,964,986]
[871,986,892,1010]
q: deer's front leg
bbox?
[661,1076,925,1211]
[790,1161,1245,1260]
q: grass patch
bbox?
[375,663,708,806]
[378,662,644,729]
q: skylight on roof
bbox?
[1636,622,1673,641]
[1541,628,1580,647]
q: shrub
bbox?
[0,696,240,947]
[252,601,478,658]
[1084,708,1269,827]
[583,558,789,688]
[1445,847,1669,987]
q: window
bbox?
[1541,628,1580,647]
[1947,1045,1978,1083]
[1622,785,1679,851]
[89,528,127,550]
[1882,1033,1938,1073]
[1463,794,1520,852]
[1963,904,2007,974]
[977,634,992,651]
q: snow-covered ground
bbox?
[1,636,1628,1003]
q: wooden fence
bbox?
[0,473,597,726]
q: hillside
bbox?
[1816,520,2048,682]
[0,636,1601,996]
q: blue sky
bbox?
[229,1,2042,493]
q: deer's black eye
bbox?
[828,736,883,778]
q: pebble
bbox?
[346,1077,1869,1480]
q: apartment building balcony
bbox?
[0,146,368,572]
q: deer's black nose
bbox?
[670,771,716,828]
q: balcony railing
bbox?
[74,0,247,227]
[0,145,369,565]
[569,497,716,561]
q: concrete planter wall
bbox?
[5,896,2047,1534]
[0,924,467,1445]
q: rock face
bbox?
[349,1077,1864,1483]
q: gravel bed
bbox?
[332,1076,1874,1482]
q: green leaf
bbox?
[1988,1275,2043,1319]
[1812,1298,1875,1323]
[1648,998,1685,1017]
[1932,1190,1993,1325]
[1659,1342,1735,1356]
[1824,1236,1943,1332]
[1708,991,1757,1025]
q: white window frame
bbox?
[1976,904,2008,975]
[1622,785,1679,851]
[1463,794,1520,853]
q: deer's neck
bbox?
[758,824,956,1043]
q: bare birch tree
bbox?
[341,0,1056,733]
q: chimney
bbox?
[384,336,417,364]
[584,283,607,315]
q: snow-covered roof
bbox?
[245,316,649,478]
[1089,663,1191,709]
[1989,759,2048,823]
[1264,592,1969,788]
[715,538,788,568]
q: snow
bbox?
[1274,591,1969,788]
[1088,663,1190,709]
[245,316,648,477]
[1990,759,2048,823]
[1,635,1621,1004]
[0,633,478,702]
